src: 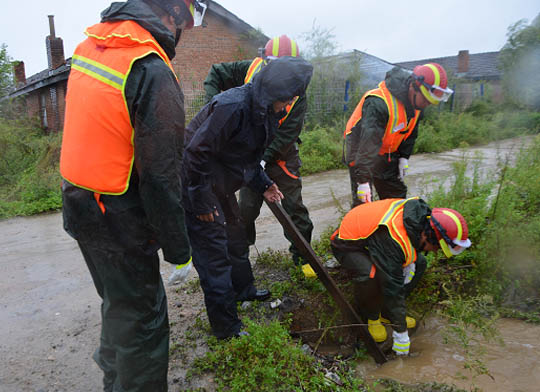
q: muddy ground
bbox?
[0,137,535,391]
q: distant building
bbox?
[6,1,267,132]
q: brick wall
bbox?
[172,12,261,119]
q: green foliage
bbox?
[0,43,14,98]
[414,109,540,154]
[0,118,62,219]
[299,124,343,175]
[499,15,540,109]
[190,318,367,391]
[299,19,338,61]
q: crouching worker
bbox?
[330,197,471,355]
[183,56,313,340]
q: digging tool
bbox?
[265,200,388,364]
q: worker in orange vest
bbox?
[204,35,316,278]
[60,0,206,390]
[344,63,453,207]
[331,198,471,355]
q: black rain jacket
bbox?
[183,56,313,215]
[62,0,191,264]
[346,67,424,183]
[203,59,308,167]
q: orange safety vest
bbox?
[244,57,299,127]
[331,198,419,267]
[343,81,421,159]
[60,20,177,195]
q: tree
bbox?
[0,44,15,99]
[298,19,338,61]
[499,14,540,109]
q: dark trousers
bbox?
[78,242,169,392]
[348,158,407,208]
[333,248,426,330]
[239,162,313,264]
[185,193,257,339]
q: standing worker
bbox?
[204,35,316,278]
[331,197,471,355]
[60,0,206,390]
[344,63,453,206]
[183,56,313,339]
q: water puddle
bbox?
[357,317,540,391]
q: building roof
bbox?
[394,51,502,81]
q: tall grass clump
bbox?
[0,118,62,219]
[299,123,343,175]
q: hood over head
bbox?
[100,0,177,59]
[385,66,415,111]
[403,198,432,250]
[250,56,313,116]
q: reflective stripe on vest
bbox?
[333,197,419,266]
[60,20,177,195]
[343,81,421,156]
[244,57,265,84]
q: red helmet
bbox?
[264,35,299,59]
[430,208,471,257]
[412,63,453,105]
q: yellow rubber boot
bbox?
[301,263,316,279]
[380,316,416,329]
[368,318,387,342]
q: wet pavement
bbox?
[0,135,535,391]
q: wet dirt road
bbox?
[0,136,535,391]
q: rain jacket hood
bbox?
[403,198,431,251]
[250,56,313,125]
[384,66,415,113]
[99,0,177,60]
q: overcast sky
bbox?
[1,0,538,77]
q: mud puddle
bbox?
[356,317,540,391]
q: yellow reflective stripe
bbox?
[244,58,264,84]
[85,29,168,63]
[393,341,410,352]
[425,63,440,86]
[72,54,125,90]
[389,94,399,132]
[176,256,193,270]
[278,96,299,127]
[272,37,279,56]
[189,3,195,17]
[381,199,408,224]
[442,210,463,240]
[291,40,298,57]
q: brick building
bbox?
[7,1,267,132]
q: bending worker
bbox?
[183,56,313,339]
[204,35,316,278]
[60,0,206,390]
[344,63,453,206]
[330,197,471,355]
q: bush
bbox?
[299,124,343,175]
[0,119,62,219]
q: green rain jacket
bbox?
[345,67,424,183]
[62,0,191,265]
[331,198,430,332]
[204,59,307,168]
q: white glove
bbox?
[356,182,372,203]
[398,158,409,180]
[392,330,410,355]
[260,160,266,170]
[403,263,416,285]
[168,257,193,286]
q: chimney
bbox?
[13,61,26,86]
[46,15,65,70]
[457,50,469,73]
